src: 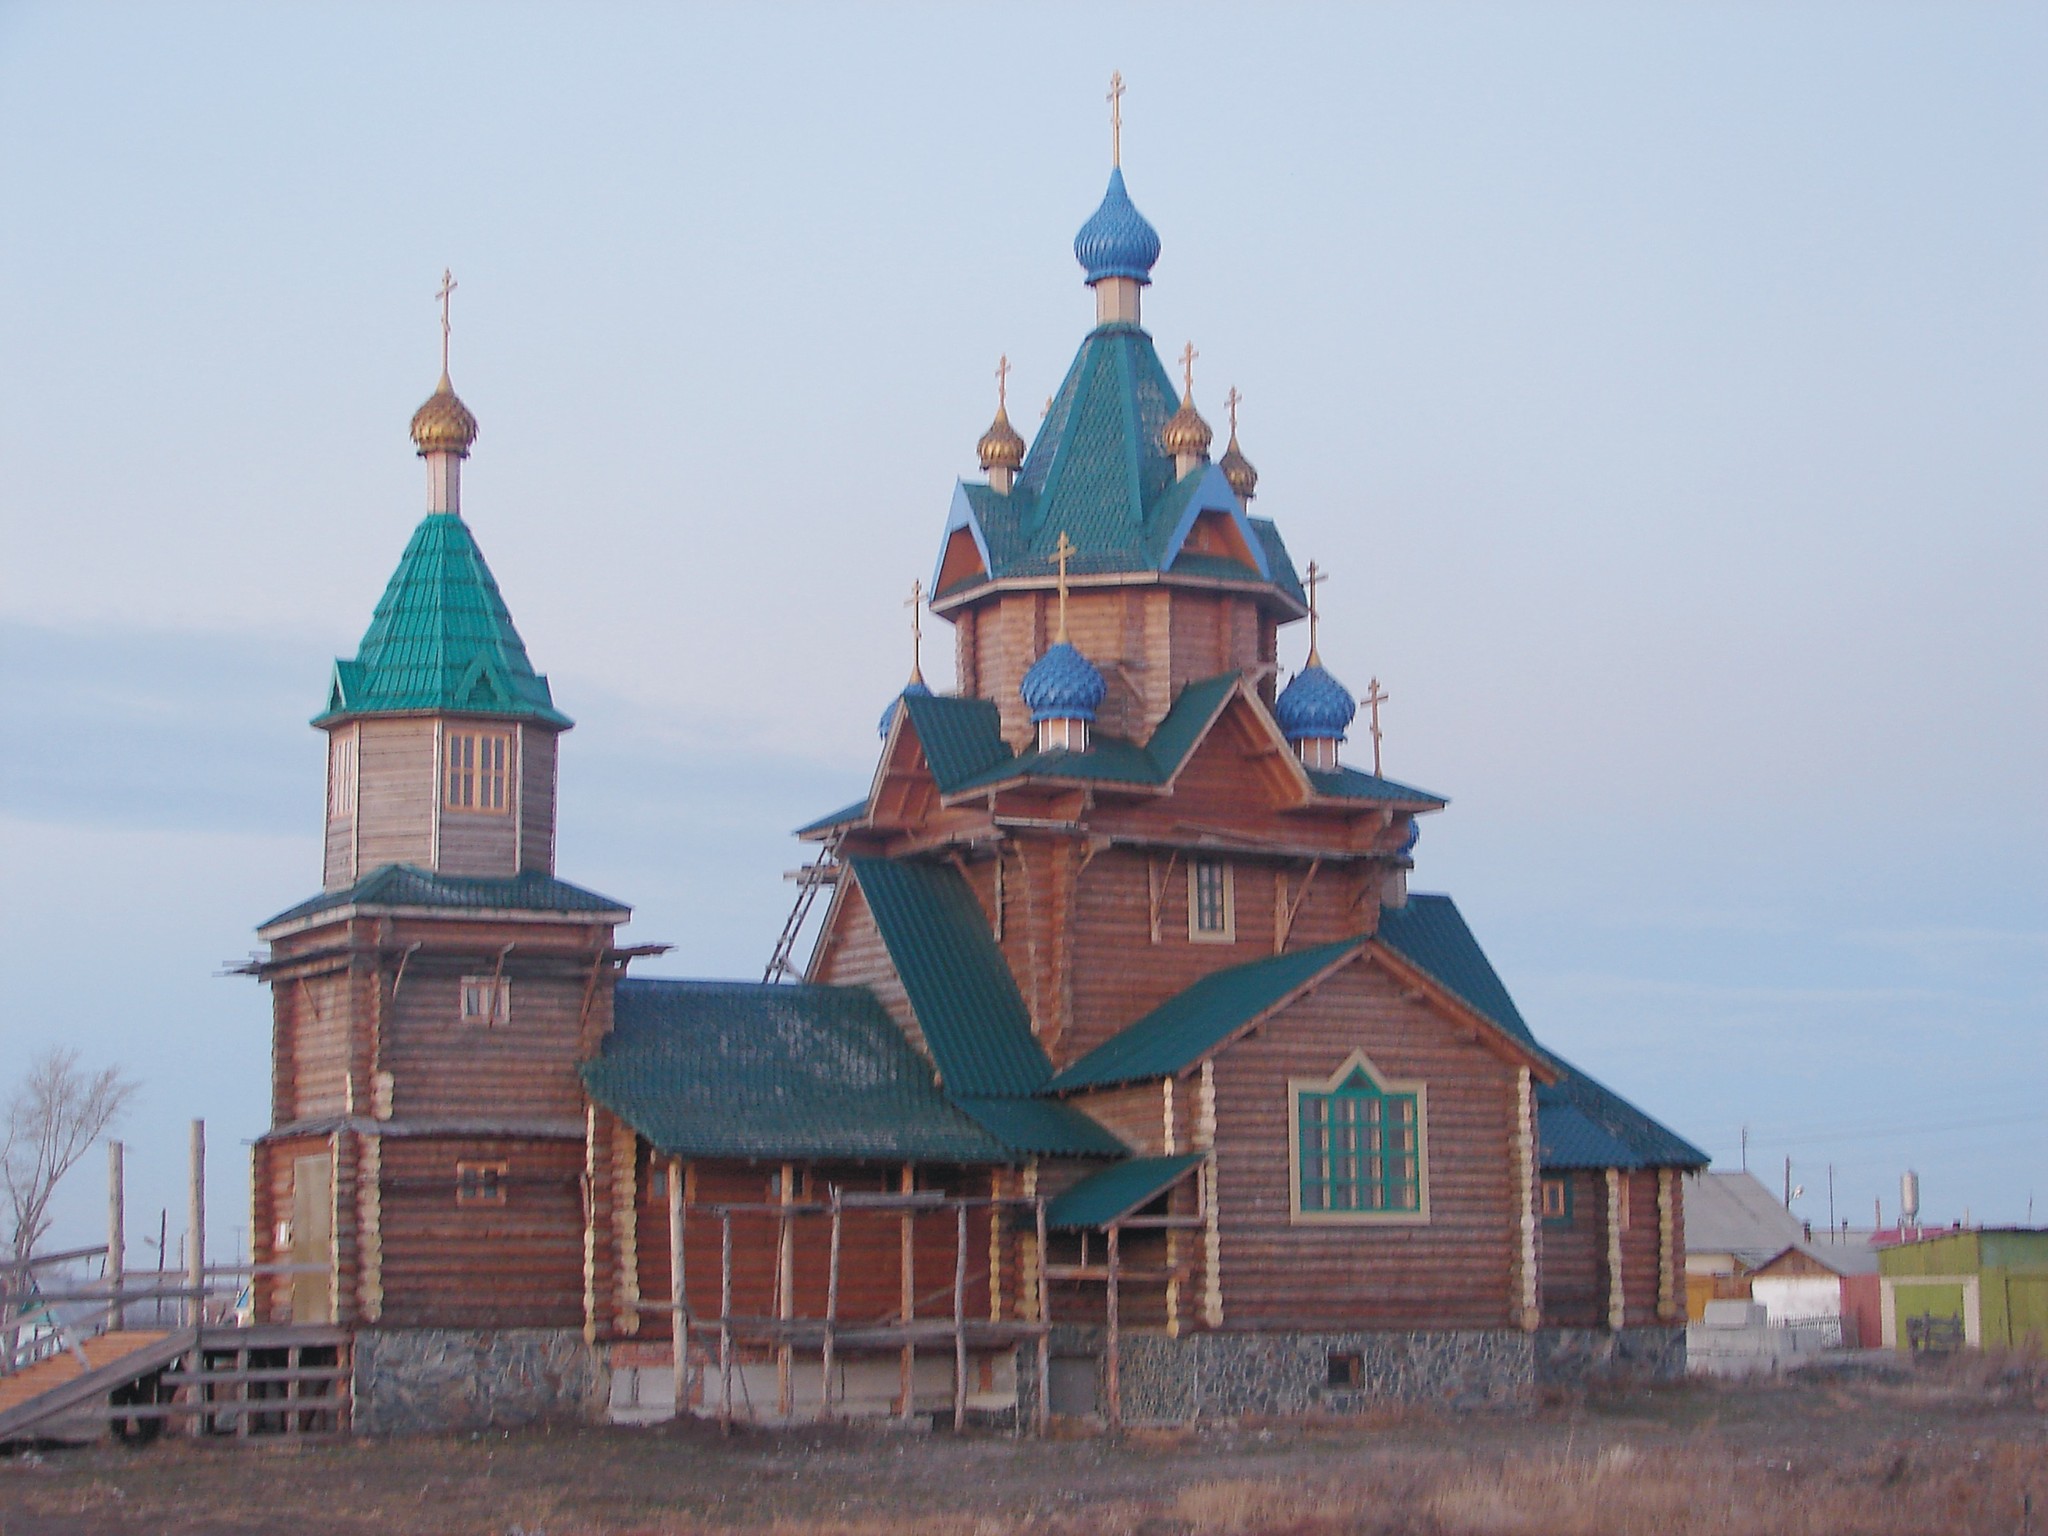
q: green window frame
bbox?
[1291,1061,1425,1220]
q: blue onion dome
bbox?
[1274,663,1356,743]
[877,677,933,740]
[1020,641,1107,724]
[1073,168,1161,286]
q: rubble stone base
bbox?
[351,1328,606,1435]
[1045,1324,1687,1424]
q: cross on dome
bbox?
[1225,386,1242,436]
[1051,530,1078,642]
[436,268,458,376]
[905,577,925,685]
[1303,560,1326,665]
[1108,71,1125,167]
[1179,341,1198,397]
[1362,677,1390,776]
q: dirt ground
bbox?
[2,1356,2044,1536]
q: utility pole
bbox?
[1740,1125,1749,1172]
[1783,1156,1792,1210]
[1827,1164,1836,1239]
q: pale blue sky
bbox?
[2,3,2042,1256]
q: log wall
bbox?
[1208,956,1522,1331]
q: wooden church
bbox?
[247,138,1705,1433]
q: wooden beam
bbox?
[718,1211,734,1432]
[898,1163,916,1421]
[776,1163,795,1418]
[1105,1224,1122,1429]
[1606,1168,1626,1331]
[669,1156,686,1419]
[952,1203,969,1432]
[821,1191,842,1421]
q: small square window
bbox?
[1541,1177,1571,1225]
[460,976,511,1026]
[456,1161,508,1205]
[1326,1351,1364,1389]
[444,730,512,814]
[1188,859,1235,943]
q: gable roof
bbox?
[1047,1153,1205,1230]
[315,512,570,727]
[260,863,628,932]
[848,857,1053,1097]
[947,672,1238,795]
[1047,937,1368,1091]
[897,692,1014,791]
[1373,893,1705,1171]
[934,324,1304,611]
[1683,1171,1810,1265]
[583,979,1010,1163]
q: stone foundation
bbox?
[1046,1325,1687,1424]
[351,1328,606,1435]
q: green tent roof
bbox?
[315,512,570,727]
[1047,1154,1205,1230]
[261,863,627,931]
[1047,937,1368,1091]
[938,324,1305,609]
[849,857,1053,1097]
[584,979,1013,1163]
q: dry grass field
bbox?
[2,1354,2043,1535]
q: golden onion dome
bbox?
[977,403,1027,473]
[410,372,479,458]
[1219,432,1258,500]
[1160,389,1213,461]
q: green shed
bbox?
[1877,1229,2048,1350]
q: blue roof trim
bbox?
[1156,463,1273,580]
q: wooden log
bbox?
[821,1193,842,1421]
[186,1121,205,1342]
[1106,1223,1122,1428]
[106,1142,124,1334]
[952,1202,968,1432]
[776,1162,794,1419]
[719,1211,734,1432]
[669,1156,686,1417]
[1034,1193,1050,1436]
[898,1163,914,1420]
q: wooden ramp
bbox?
[0,1330,191,1443]
[0,1326,350,1444]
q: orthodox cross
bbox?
[1179,341,1198,397]
[1051,530,1078,641]
[1303,560,1325,663]
[1108,71,1125,166]
[996,354,1012,412]
[435,268,458,375]
[905,578,925,683]
[1362,677,1390,777]
[1225,386,1242,437]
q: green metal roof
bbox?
[953,1096,1127,1157]
[795,798,870,838]
[1047,937,1368,1091]
[937,324,1304,609]
[946,673,1240,795]
[1372,895,1542,1048]
[898,692,1014,792]
[849,857,1053,1097]
[1047,1153,1204,1230]
[261,863,628,930]
[1305,766,1447,806]
[1536,1056,1709,1171]
[315,512,570,727]
[1374,894,1705,1171]
[584,979,1011,1163]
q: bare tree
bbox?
[3,1048,138,1266]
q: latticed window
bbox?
[1188,859,1234,941]
[1295,1065,1422,1215]
[444,730,510,812]
[456,1161,507,1205]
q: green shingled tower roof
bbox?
[314,512,570,728]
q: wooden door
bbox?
[291,1154,334,1324]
